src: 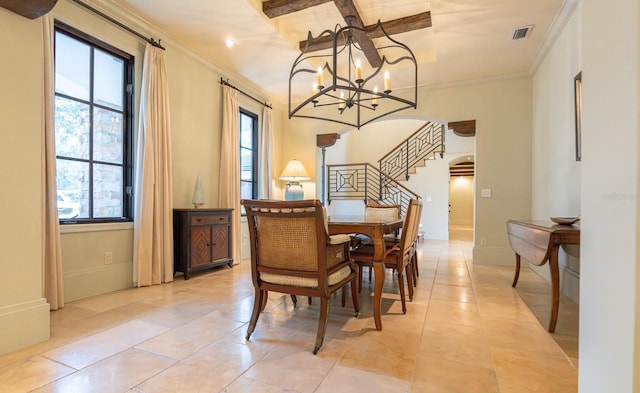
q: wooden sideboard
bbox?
[506,219,580,332]
[173,208,233,279]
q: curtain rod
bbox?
[220,78,272,109]
[70,0,165,50]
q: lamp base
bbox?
[284,181,304,201]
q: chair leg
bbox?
[397,267,407,314]
[413,252,419,281]
[368,266,372,282]
[247,288,266,340]
[291,295,297,306]
[350,278,359,315]
[341,286,347,307]
[313,297,330,355]
[357,265,363,293]
[308,297,312,305]
[406,264,414,301]
[260,290,269,312]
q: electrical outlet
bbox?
[480,237,487,246]
[104,251,113,265]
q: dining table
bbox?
[327,214,404,330]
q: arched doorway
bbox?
[449,155,475,237]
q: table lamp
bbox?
[279,159,311,200]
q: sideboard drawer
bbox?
[191,214,230,226]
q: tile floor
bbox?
[0,227,578,392]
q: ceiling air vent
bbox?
[511,25,533,40]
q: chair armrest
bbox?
[328,234,352,245]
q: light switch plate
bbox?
[481,189,492,198]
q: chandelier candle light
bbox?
[279,159,311,201]
[288,16,418,129]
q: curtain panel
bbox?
[258,106,273,199]
[42,14,64,310]
[133,43,174,286]
[218,86,242,263]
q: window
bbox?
[54,22,134,223]
[240,109,258,201]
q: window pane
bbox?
[241,181,253,200]
[94,49,124,110]
[93,164,123,218]
[93,107,123,164]
[240,114,253,148]
[55,32,90,101]
[55,96,90,159]
[240,148,253,181]
[56,159,90,219]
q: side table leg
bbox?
[548,250,560,333]
[512,254,521,287]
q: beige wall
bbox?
[530,2,581,303]
[0,8,50,354]
[0,0,285,352]
[580,0,639,390]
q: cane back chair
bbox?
[242,199,359,354]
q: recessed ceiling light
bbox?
[225,38,235,48]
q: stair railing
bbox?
[327,163,421,216]
[378,121,445,181]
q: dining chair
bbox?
[354,203,401,281]
[350,199,422,314]
[242,199,359,354]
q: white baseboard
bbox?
[0,298,50,355]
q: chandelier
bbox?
[288,16,418,129]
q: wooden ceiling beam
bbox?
[332,0,381,67]
[262,0,333,18]
[299,12,431,54]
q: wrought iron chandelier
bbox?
[288,16,418,129]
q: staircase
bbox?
[379,121,445,181]
[326,121,445,215]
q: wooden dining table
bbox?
[327,215,404,330]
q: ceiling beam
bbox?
[262,0,333,18]
[331,0,381,67]
[299,12,431,54]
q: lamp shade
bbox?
[279,159,311,181]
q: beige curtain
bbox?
[42,14,64,310]
[133,43,174,286]
[219,86,241,264]
[258,106,273,199]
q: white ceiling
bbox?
[110,0,565,105]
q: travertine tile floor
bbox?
[0,227,578,392]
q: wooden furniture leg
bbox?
[548,249,560,333]
[512,253,521,287]
[373,261,385,330]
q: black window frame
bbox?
[54,21,134,224]
[240,108,259,204]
